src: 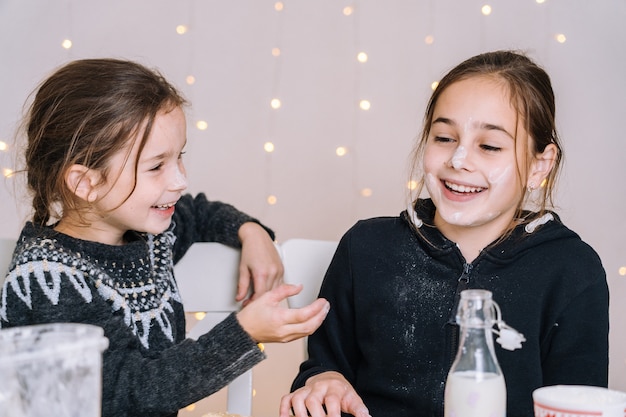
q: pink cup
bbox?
[533,385,626,417]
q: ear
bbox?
[64,164,101,203]
[527,143,557,189]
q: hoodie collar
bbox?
[403,198,564,261]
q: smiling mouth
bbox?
[444,180,485,194]
[153,202,176,210]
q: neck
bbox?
[54,216,126,246]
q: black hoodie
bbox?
[292,198,608,417]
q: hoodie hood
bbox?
[402,198,581,263]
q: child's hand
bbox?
[236,284,330,343]
[237,222,284,305]
[279,371,370,417]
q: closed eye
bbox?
[434,136,455,143]
[149,162,164,171]
[480,144,501,152]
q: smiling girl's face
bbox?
[57,106,189,245]
[423,76,529,242]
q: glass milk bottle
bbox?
[444,289,506,417]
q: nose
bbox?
[448,145,467,169]
[171,163,188,191]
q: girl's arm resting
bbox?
[172,193,280,301]
[171,193,275,263]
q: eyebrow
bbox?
[140,139,188,164]
[432,117,514,139]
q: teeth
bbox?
[154,203,175,209]
[445,181,485,193]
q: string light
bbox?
[343,6,354,16]
[267,195,277,205]
[619,267,626,276]
[264,142,275,153]
[431,81,439,91]
[176,25,188,35]
[359,100,371,111]
[185,75,195,85]
[424,35,434,45]
[195,120,208,131]
[481,5,492,16]
[536,0,546,3]
[357,52,368,63]
[407,180,419,191]
[360,188,372,197]
[194,312,206,320]
[270,98,281,109]
[61,39,72,49]
[274,2,284,12]
[0,141,7,151]
[335,146,348,157]
[3,168,14,178]
[271,47,281,57]
[555,33,567,43]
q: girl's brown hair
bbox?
[409,50,563,234]
[23,58,186,226]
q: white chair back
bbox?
[173,242,250,416]
[0,238,16,287]
[174,239,338,415]
[281,239,338,309]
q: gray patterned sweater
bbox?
[0,193,272,417]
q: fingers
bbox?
[343,392,371,417]
[235,268,252,301]
[278,300,330,342]
[279,374,367,417]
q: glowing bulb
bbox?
[176,25,188,35]
[272,47,281,57]
[274,2,284,11]
[185,75,195,85]
[335,146,348,157]
[196,120,208,131]
[407,180,419,190]
[343,6,354,16]
[619,266,626,276]
[194,312,206,320]
[360,188,373,197]
[481,5,492,15]
[264,142,275,153]
[357,52,368,63]
[536,0,546,3]
[267,195,277,205]
[424,35,434,45]
[431,81,439,91]
[359,100,371,111]
[555,33,567,43]
[0,141,7,151]
[270,98,281,109]
[3,168,14,178]
[61,39,72,49]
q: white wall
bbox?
[1,1,625,416]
